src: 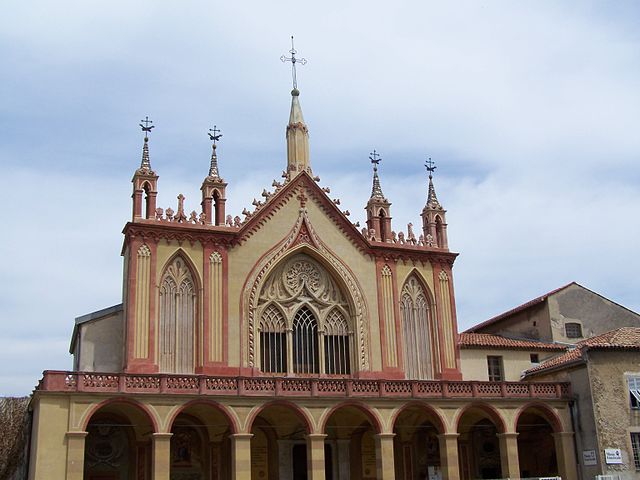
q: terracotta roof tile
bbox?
[525,327,640,376]
[458,332,567,351]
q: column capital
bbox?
[152,432,173,440]
[230,433,254,440]
[66,431,88,438]
[438,433,460,440]
[374,432,396,440]
[306,433,328,440]
[496,432,520,439]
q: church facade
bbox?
[29,88,577,480]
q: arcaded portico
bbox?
[31,372,577,480]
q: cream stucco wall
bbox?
[460,348,559,381]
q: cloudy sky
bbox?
[1,1,639,395]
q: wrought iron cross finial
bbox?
[208,125,222,145]
[139,116,154,140]
[280,36,307,90]
[425,157,437,178]
[369,149,381,170]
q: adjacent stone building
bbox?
[524,327,640,480]
[465,283,640,345]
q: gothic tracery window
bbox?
[159,256,196,373]
[401,274,435,380]
[257,254,352,375]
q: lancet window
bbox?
[257,254,353,375]
[401,274,436,380]
[158,256,197,374]
[324,309,350,375]
[260,305,287,373]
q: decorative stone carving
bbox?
[244,210,370,371]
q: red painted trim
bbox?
[375,258,390,371]
[201,243,213,370]
[246,400,313,434]
[390,401,447,434]
[390,261,404,375]
[221,247,229,366]
[166,399,239,434]
[320,400,383,434]
[454,402,507,434]
[445,265,462,374]
[148,240,158,366]
[432,263,448,379]
[81,396,159,433]
[125,238,141,371]
[513,402,563,433]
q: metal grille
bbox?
[293,307,319,374]
[324,309,350,375]
[565,322,583,338]
[632,433,640,470]
[260,305,287,373]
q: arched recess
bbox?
[456,403,507,480]
[392,403,446,480]
[82,399,157,480]
[167,400,238,480]
[248,401,314,480]
[322,402,383,480]
[158,250,202,374]
[245,233,369,374]
[514,404,562,478]
[400,271,439,380]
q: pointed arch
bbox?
[324,308,351,374]
[400,271,438,380]
[292,306,319,374]
[158,252,200,374]
[259,303,287,373]
[243,217,370,373]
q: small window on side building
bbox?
[530,353,540,364]
[565,322,583,338]
[487,356,504,382]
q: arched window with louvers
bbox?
[400,274,438,380]
[158,256,197,374]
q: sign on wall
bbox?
[604,448,623,465]
[582,450,598,466]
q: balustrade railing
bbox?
[37,371,571,399]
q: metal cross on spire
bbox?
[280,36,307,90]
[208,125,222,145]
[139,116,154,140]
[425,157,437,178]
[369,149,382,170]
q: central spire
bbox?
[282,37,311,178]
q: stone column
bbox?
[231,433,253,480]
[438,433,460,480]
[307,434,327,480]
[553,432,578,480]
[65,431,88,480]
[152,432,172,480]
[497,432,520,480]
[375,433,396,480]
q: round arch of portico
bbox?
[80,396,160,433]
[389,401,447,434]
[319,400,383,434]
[165,399,239,434]
[246,400,314,434]
[513,402,563,433]
[454,402,507,434]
